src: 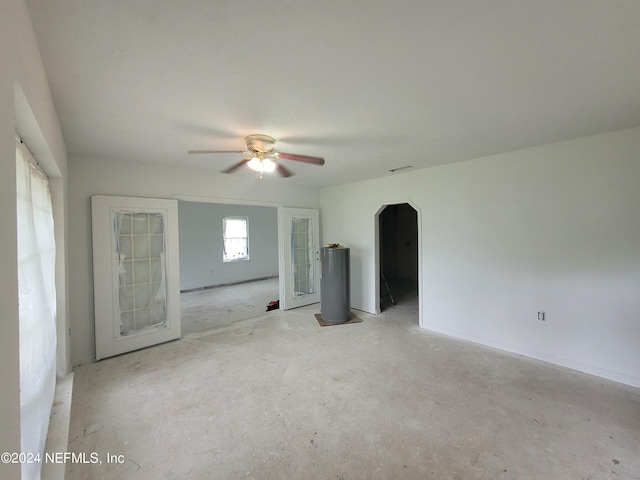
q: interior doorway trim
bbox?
[374,200,423,328]
[172,194,285,317]
[172,194,283,208]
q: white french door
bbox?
[278,207,321,309]
[92,195,181,360]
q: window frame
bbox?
[222,216,250,262]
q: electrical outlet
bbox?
[537,311,545,321]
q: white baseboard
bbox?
[422,323,640,388]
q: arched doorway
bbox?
[375,202,421,324]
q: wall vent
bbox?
[388,165,413,173]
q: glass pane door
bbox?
[279,208,320,310]
[292,217,316,296]
[116,212,167,337]
[92,195,181,360]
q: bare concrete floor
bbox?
[67,290,640,479]
[181,277,279,335]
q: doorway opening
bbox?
[376,202,420,324]
[177,200,280,335]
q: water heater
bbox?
[320,246,352,324]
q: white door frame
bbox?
[92,195,181,360]
[374,200,423,327]
[278,207,321,310]
[173,196,321,312]
[172,195,285,303]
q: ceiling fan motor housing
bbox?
[245,134,276,154]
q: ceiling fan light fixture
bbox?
[262,158,276,172]
[188,133,324,178]
[247,156,276,173]
[247,156,262,172]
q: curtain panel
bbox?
[16,138,57,480]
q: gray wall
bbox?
[178,201,279,291]
[396,204,418,281]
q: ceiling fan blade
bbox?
[188,150,246,155]
[276,152,325,165]
[221,158,250,174]
[276,163,294,178]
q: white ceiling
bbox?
[26,0,640,188]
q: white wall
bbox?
[68,155,320,366]
[1,1,67,478]
[179,201,279,290]
[320,126,640,387]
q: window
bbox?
[223,216,249,262]
[16,137,57,480]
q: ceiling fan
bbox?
[188,134,325,178]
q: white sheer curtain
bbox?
[16,138,57,480]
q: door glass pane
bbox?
[115,212,167,337]
[291,217,315,296]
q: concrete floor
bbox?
[66,283,640,479]
[180,277,279,335]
